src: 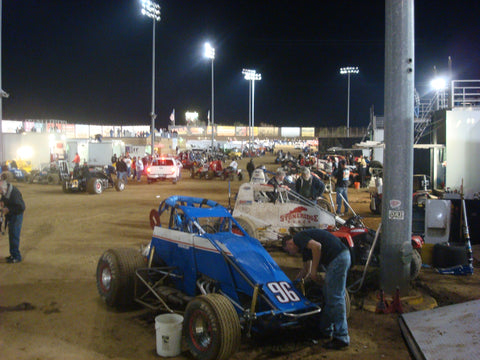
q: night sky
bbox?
[2,1,480,129]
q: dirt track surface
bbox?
[1,149,479,360]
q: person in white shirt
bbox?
[135,157,144,182]
[229,160,238,171]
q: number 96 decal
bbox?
[266,281,300,303]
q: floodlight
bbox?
[340,66,359,137]
[141,0,161,21]
[204,43,215,60]
[431,77,446,91]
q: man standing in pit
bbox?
[333,160,350,216]
[0,174,26,264]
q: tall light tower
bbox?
[340,66,359,137]
[141,0,161,156]
[204,43,215,152]
[242,69,261,156]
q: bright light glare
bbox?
[185,111,199,123]
[141,0,161,21]
[340,66,359,75]
[17,146,34,160]
[242,69,262,81]
[204,43,215,59]
[431,78,446,90]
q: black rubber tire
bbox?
[87,178,103,194]
[316,198,332,212]
[433,243,468,268]
[238,172,243,181]
[115,179,125,192]
[183,294,241,360]
[96,248,146,309]
[410,249,422,280]
[234,216,258,239]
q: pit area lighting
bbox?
[17,146,34,160]
[204,43,215,60]
[242,69,262,81]
[340,66,359,75]
[141,0,161,21]
[185,111,199,123]
[431,77,446,91]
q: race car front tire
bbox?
[87,178,103,194]
[184,294,241,360]
[233,216,259,239]
[96,248,146,309]
[115,179,125,191]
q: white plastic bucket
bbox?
[155,313,183,357]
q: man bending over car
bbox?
[283,229,350,350]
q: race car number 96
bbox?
[267,281,300,303]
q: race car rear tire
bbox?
[410,249,422,280]
[47,174,59,185]
[233,216,259,239]
[87,178,103,194]
[115,179,125,191]
[184,294,241,360]
[316,198,332,212]
[96,248,146,309]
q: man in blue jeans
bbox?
[0,175,26,263]
[283,229,351,350]
[333,160,350,215]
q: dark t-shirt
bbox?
[293,229,347,267]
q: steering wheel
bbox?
[202,224,216,234]
[344,214,364,228]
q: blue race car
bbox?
[96,196,334,360]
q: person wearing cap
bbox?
[267,168,286,202]
[295,167,325,201]
[283,229,350,350]
[333,160,350,215]
[0,174,26,263]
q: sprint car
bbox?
[96,196,347,360]
[59,161,125,194]
[232,182,337,242]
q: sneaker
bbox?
[5,255,13,261]
[336,212,344,216]
[322,338,349,350]
[6,257,21,264]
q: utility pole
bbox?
[381,0,415,296]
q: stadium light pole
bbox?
[141,0,161,157]
[204,43,215,152]
[242,69,261,156]
[340,66,359,137]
